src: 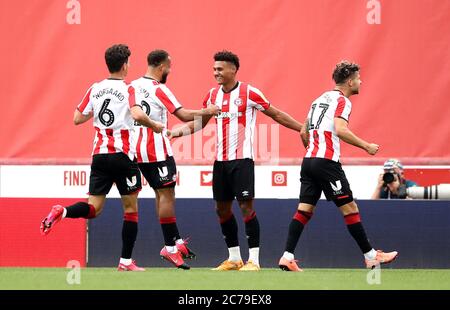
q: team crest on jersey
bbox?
[234,98,243,106]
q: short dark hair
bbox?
[104,44,131,73]
[332,61,360,84]
[214,50,240,70]
[147,50,169,67]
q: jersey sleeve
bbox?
[77,84,94,115]
[334,96,352,122]
[248,85,270,111]
[202,88,215,108]
[155,85,182,114]
[127,85,141,109]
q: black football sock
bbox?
[284,210,313,253]
[65,202,95,219]
[244,211,260,248]
[220,213,239,248]
[121,212,138,259]
[344,213,373,254]
[160,217,178,246]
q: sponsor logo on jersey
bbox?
[215,112,243,119]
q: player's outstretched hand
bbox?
[167,130,176,140]
[203,104,221,116]
[366,143,379,155]
[152,121,165,133]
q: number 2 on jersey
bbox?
[134,100,151,126]
[309,103,329,129]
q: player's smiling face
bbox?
[213,61,237,85]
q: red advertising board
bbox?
[0,0,449,163]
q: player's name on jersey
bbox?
[136,86,150,98]
[92,87,125,101]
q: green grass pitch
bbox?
[1,268,449,290]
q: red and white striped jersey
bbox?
[304,90,352,162]
[131,77,182,163]
[202,82,270,161]
[77,78,138,160]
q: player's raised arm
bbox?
[73,109,93,125]
[173,104,220,122]
[334,117,378,155]
[169,114,213,139]
[170,87,218,138]
[300,117,309,148]
[262,105,303,132]
[74,85,94,125]
[130,105,164,133]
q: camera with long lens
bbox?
[382,170,407,198]
[407,184,450,199]
[382,171,396,184]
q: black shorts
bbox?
[299,157,354,207]
[138,156,177,190]
[89,153,142,196]
[213,159,254,201]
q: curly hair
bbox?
[105,44,131,73]
[214,50,240,70]
[332,60,360,84]
[147,49,169,67]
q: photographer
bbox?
[371,159,418,199]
